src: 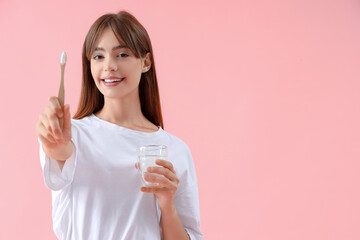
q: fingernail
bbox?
[57,112,63,118]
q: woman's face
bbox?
[90,27,150,100]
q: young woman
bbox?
[36,11,202,240]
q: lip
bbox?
[102,76,123,80]
[101,77,125,87]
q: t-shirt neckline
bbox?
[89,113,163,137]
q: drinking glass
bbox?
[138,145,168,186]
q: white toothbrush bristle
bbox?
[60,51,67,65]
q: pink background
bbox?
[1,0,359,239]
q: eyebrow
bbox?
[94,45,128,51]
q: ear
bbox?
[142,52,152,73]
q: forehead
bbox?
[95,27,127,49]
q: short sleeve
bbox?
[39,139,77,191]
[176,183,203,240]
[174,144,203,240]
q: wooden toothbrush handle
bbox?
[58,65,65,130]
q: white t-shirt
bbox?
[39,114,203,240]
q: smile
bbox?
[102,78,125,82]
[104,79,121,82]
[101,77,125,87]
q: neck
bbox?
[96,93,146,126]
[94,88,159,133]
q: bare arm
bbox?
[160,205,190,240]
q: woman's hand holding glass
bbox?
[136,145,179,211]
[140,159,180,211]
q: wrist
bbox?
[44,141,73,161]
[160,203,177,216]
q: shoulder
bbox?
[70,115,91,125]
[69,115,94,135]
[163,130,189,151]
[71,116,90,128]
[161,130,192,156]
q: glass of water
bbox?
[138,145,168,186]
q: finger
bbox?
[45,106,62,139]
[140,186,161,193]
[37,121,57,144]
[39,113,52,133]
[147,166,178,183]
[141,180,177,194]
[39,134,56,147]
[48,96,63,118]
[155,159,176,174]
[62,104,71,134]
[135,162,140,170]
[143,172,176,189]
[135,162,139,172]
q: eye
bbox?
[118,53,129,58]
[92,54,103,60]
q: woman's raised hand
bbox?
[36,96,73,161]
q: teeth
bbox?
[104,78,122,82]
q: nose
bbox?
[104,57,118,72]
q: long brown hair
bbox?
[73,11,164,129]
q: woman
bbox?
[36,11,202,240]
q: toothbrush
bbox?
[58,51,66,129]
[58,51,66,107]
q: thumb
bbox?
[62,104,72,133]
